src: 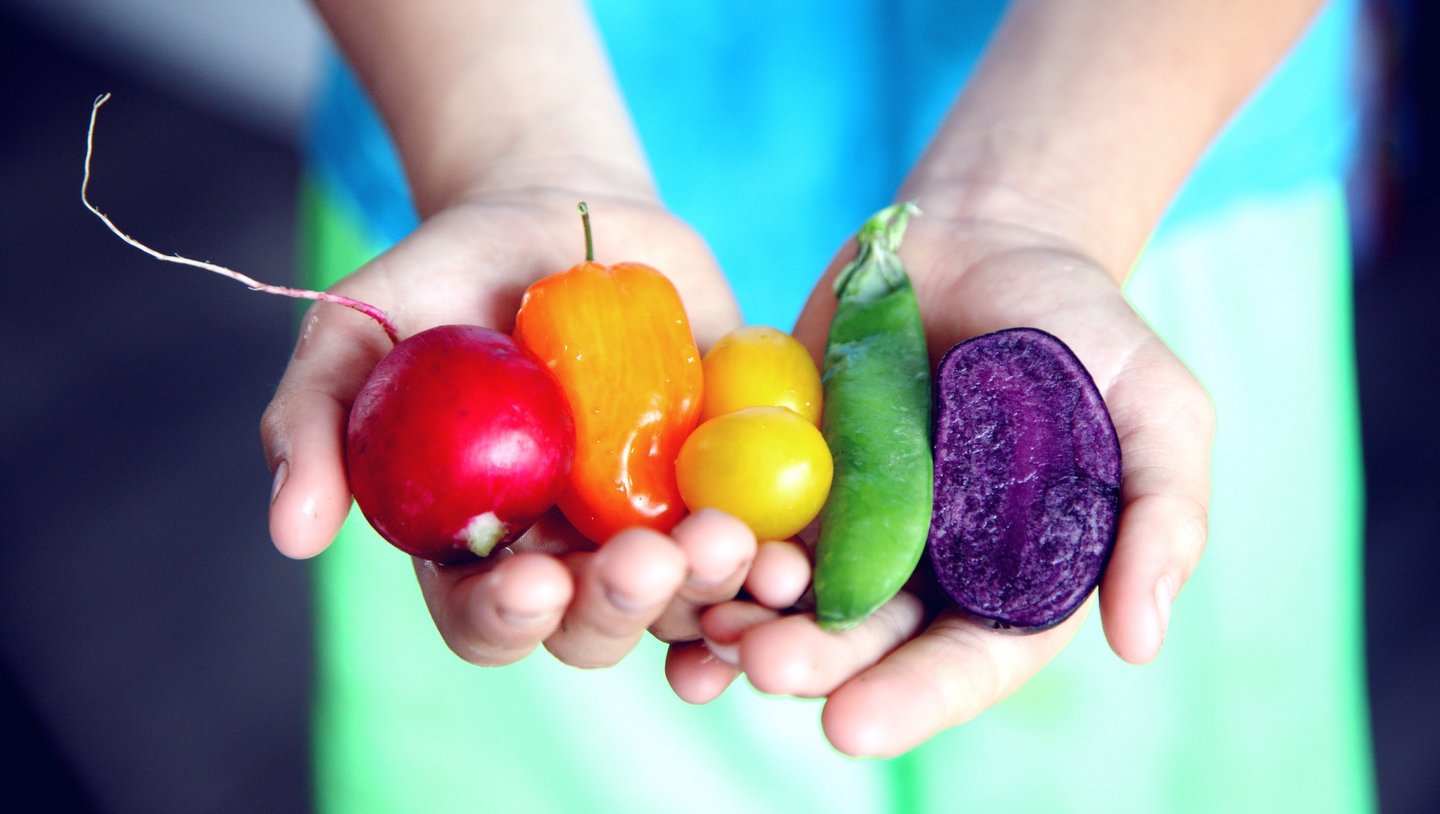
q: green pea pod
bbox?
[813,202,933,631]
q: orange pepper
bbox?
[513,205,702,543]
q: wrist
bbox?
[442,139,658,216]
[316,0,655,217]
[898,173,1125,284]
[395,77,658,216]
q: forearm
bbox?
[904,0,1324,279]
[310,0,652,216]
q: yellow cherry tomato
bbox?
[675,406,833,541]
[700,326,822,426]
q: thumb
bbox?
[260,301,389,558]
[1096,342,1215,663]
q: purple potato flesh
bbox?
[926,328,1121,631]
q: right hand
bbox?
[260,190,751,669]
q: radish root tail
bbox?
[81,93,401,345]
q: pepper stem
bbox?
[833,202,921,303]
[578,201,595,262]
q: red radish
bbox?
[82,93,575,562]
[346,325,574,562]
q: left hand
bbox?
[666,201,1215,757]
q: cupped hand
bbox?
[673,200,1215,756]
[259,190,752,668]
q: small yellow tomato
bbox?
[700,326,822,426]
[675,406,833,541]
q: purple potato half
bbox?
[926,328,1121,631]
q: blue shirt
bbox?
[308,0,1358,328]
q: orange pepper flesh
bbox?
[514,260,702,543]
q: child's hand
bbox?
[415,508,759,668]
[671,202,1215,755]
[260,191,749,668]
[662,535,813,700]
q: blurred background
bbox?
[1,1,1436,811]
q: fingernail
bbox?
[1155,574,1175,643]
[498,607,558,629]
[270,460,288,505]
[686,557,750,590]
[703,637,740,667]
[604,584,665,615]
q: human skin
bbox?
[261,0,761,669]
[262,0,1321,749]
[669,0,1324,756]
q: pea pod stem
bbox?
[832,202,920,301]
[813,202,934,631]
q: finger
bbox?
[1101,489,1208,663]
[650,510,757,643]
[260,302,389,558]
[735,593,928,698]
[820,605,1088,758]
[1097,348,1214,664]
[543,528,688,668]
[697,599,784,667]
[664,641,741,704]
[744,539,812,610]
[414,551,574,667]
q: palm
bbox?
[263,191,747,669]
[693,212,1214,757]
[325,194,741,350]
